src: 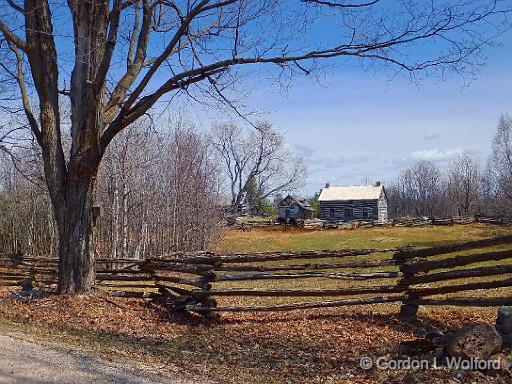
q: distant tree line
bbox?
[212,122,306,216]
[1,114,510,257]
[0,117,223,257]
[387,115,512,219]
[0,117,305,256]
[0,148,54,256]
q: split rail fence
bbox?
[231,215,509,230]
[1,235,512,320]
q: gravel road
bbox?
[0,332,196,384]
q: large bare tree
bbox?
[0,0,509,292]
[213,122,306,213]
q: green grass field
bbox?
[212,223,512,253]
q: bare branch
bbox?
[0,18,27,52]
[300,0,380,8]
[8,43,42,145]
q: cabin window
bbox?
[329,208,335,218]
[344,208,353,218]
[285,209,290,218]
[362,208,369,218]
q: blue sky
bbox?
[35,1,510,198]
[37,1,510,198]
[238,30,512,196]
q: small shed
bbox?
[318,183,388,223]
[278,195,314,222]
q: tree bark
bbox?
[56,167,98,294]
[53,1,108,293]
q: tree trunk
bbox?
[57,171,97,294]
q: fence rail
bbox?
[1,234,512,320]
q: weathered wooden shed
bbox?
[318,183,388,223]
[278,195,314,222]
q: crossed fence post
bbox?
[394,249,419,322]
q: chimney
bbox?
[325,183,330,188]
[374,181,381,187]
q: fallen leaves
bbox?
[0,288,505,383]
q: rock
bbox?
[399,302,419,322]
[172,295,196,311]
[31,288,44,299]
[204,311,219,320]
[14,288,44,302]
[446,322,502,360]
[496,306,512,346]
[417,305,428,315]
[425,331,444,340]
[15,291,33,302]
[19,279,33,291]
[452,370,466,382]
[426,331,454,347]
[398,339,436,357]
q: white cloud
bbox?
[411,148,464,161]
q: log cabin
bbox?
[278,195,314,222]
[318,183,388,223]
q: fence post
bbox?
[164,265,218,319]
[394,250,419,322]
[192,271,218,319]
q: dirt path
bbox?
[0,332,197,384]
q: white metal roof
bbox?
[318,185,383,202]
